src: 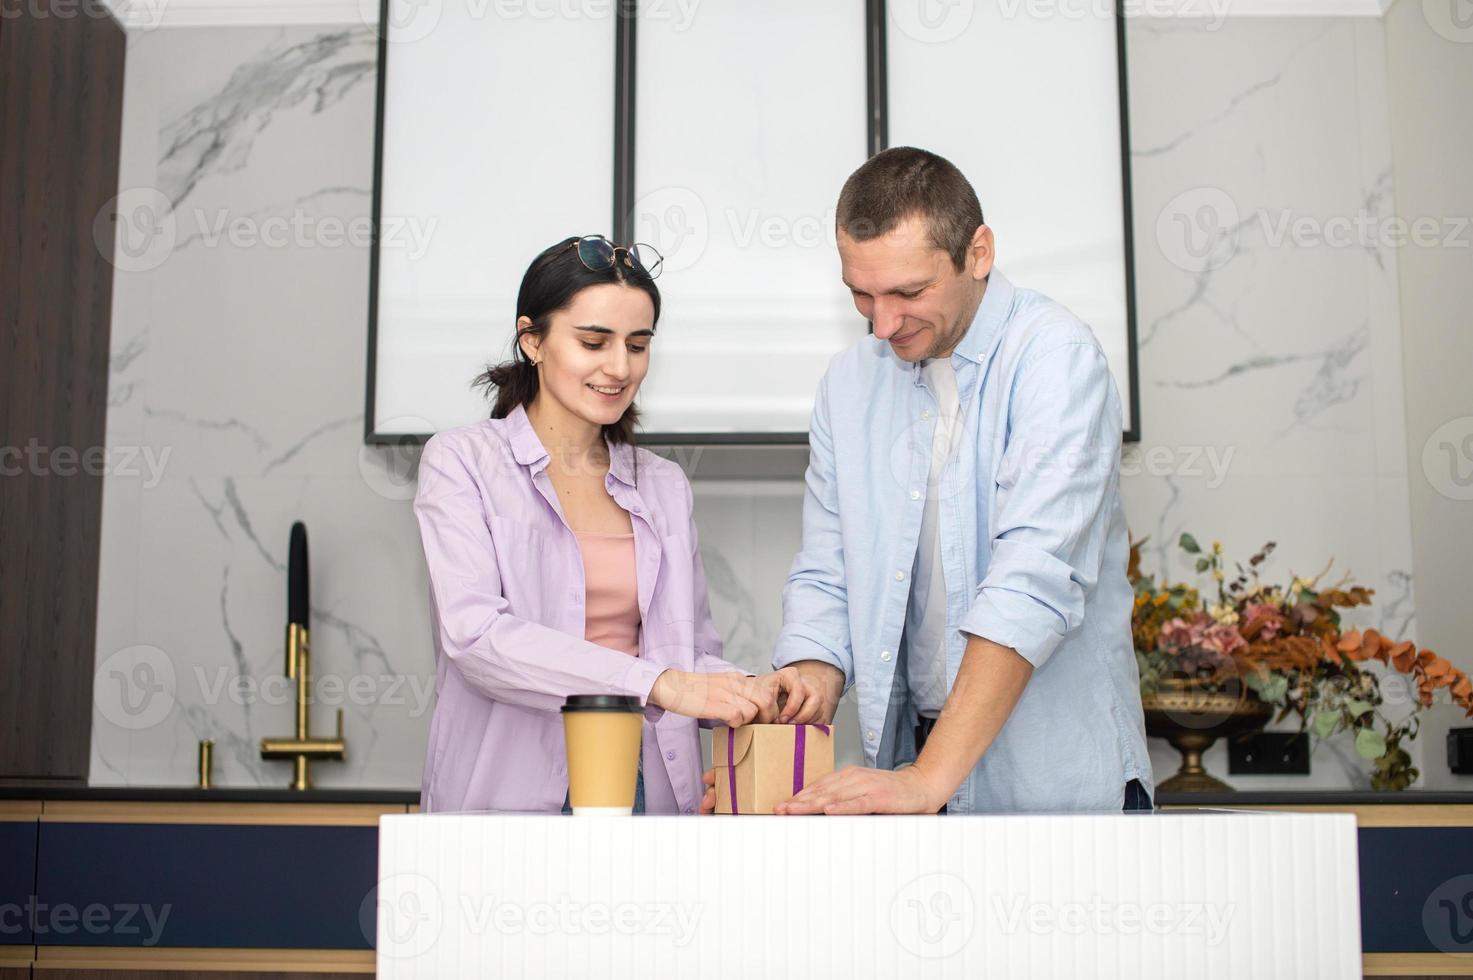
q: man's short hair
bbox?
[835,147,984,272]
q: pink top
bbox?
[573,530,641,657]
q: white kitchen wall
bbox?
[91,13,1437,792]
[1382,0,1473,791]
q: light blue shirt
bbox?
[772,269,1153,813]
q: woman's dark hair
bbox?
[473,236,661,445]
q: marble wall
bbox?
[1382,0,1473,792]
[92,14,1431,791]
[1123,17,1420,788]
[93,26,430,787]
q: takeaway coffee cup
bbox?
[561,694,642,815]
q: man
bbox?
[756,146,1151,814]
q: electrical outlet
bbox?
[1228,731,1311,776]
[1448,727,1473,774]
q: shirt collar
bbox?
[910,266,1016,379]
[506,403,548,468]
[607,439,638,488]
[505,402,637,488]
[953,267,1014,365]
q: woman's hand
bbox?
[649,670,775,728]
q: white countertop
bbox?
[375,810,1361,979]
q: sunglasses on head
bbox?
[569,235,664,280]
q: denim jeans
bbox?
[1123,777,1153,812]
[562,758,645,814]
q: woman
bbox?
[414,235,808,814]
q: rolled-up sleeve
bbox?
[413,434,667,711]
[960,341,1121,669]
[772,371,855,690]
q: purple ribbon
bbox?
[726,724,832,814]
[792,724,831,797]
[726,726,739,815]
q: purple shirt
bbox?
[414,403,743,814]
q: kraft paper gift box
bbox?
[713,723,834,814]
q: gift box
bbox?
[712,723,834,814]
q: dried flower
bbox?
[1160,616,1205,651]
[1208,603,1240,626]
[1202,622,1247,658]
[1242,602,1282,640]
[1130,531,1473,792]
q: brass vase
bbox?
[1141,677,1272,793]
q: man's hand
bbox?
[748,666,819,725]
[773,765,948,815]
[649,670,775,728]
[699,768,717,814]
[778,636,1033,814]
[776,660,844,725]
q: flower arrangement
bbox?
[1131,533,1473,790]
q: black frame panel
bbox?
[364,0,1141,446]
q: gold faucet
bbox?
[260,620,345,789]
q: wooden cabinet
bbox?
[1,792,413,975]
[0,0,126,785]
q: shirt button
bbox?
[895,571,905,581]
[632,505,642,514]
[865,730,877,742]
[910,490,920,500]
[880,650,892,662]
[684,807,694,815]
[665,750,676,760]
[922,410,932,420]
